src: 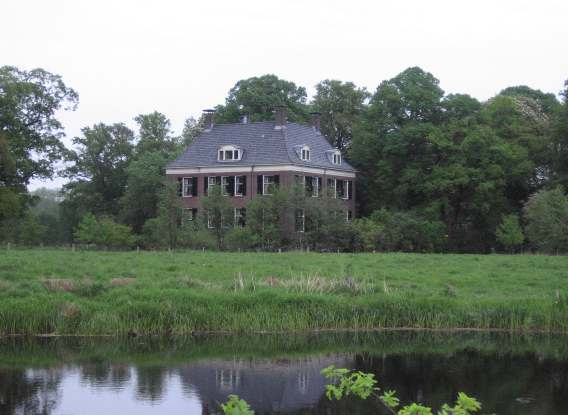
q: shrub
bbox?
[74,213,136,249]
[495,214,524,253]
[224,228,256,251]
[524,187,568,253]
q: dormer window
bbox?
[218,145,241,162]
[301,146,310,161]
[332,150,341,165]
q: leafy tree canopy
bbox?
[215,74,308,123]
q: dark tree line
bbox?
[1,66,568,253]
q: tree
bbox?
[201,184,234,249]
[215,74,309,123]
[18,213,47,246]
[312,79,369,152]
[495,214,524,253]
[551,80,568,190]
[245,187,290,250]
[0,66,77,223]
[350,67,445,216]
[181,116,203,147]
[304,194,354,251]
[120,112,181,233]
[133,111,180,157]
[120,152,169,233]
[64,123,134,217]
[154,181,184,249]
[524,187,568,253]
[74,213,135,249]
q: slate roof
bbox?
[167,121,356,172]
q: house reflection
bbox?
[178,355,355,414]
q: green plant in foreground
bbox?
[220,394,254,415]
[321,365,481,415]
[220,366,481,415]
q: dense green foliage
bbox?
[221,365,481,415]
[0,249,567,334]
[2,65,568,253]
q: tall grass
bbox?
[0,249,567,335]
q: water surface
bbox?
[1,331,567,414]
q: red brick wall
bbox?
[167,170,356,216]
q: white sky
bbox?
[2,0,567,190]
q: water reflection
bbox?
[1,332,568,414]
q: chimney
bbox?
[274,106,287,130]
[240,114,249,124]
[203,109,215,132]
[310,112,321,134]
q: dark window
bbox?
[295,209,305,232]
[305,176,313,196]
[327,178,336,198]
[222,176,235,196]
[234,208,246,228]
[336,180,345,199]
[177,177,183,197]
[235,176,246,196]
[206,176,221,195]
[347,180,353,200]
[262,175,280,195]
[182,177,198,197]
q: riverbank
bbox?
[1,249,567,335]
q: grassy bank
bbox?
[0,249,567,334]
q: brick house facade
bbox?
[166,108,356,232]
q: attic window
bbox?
[332,150,341,165]
[218,145,241,161]
[300,145,311,161]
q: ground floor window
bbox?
[295,209,305,233]
[346,210,353,222]
[183,208,198,225]
[234,208,246,227]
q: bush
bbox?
[224,227,256,251]
[495,214,524,253]
[524,187,568,253]
[74,213,135,249]
[351,209,445,252]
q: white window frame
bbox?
[263,175,275,195]
[332,151,341,165]
[218,145,241,162]
[328,178,337,198]
[182,208,195,226]
[346,210,353,223]
[221,176,231,196]
[341,180,349,200]
[207,176,217,195]
[295,209,305,233]
[234,208,245,228]
[312,176,319,197]
[300,145,311,161]
[235,175,245,197]
[182,177,194,197]
[207,211,214,229]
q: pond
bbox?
[1,331,567,414]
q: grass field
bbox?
[0,249,567,335]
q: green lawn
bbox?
[0,249,567,334]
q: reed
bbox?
[0,248,567,335]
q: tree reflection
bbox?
[0,369,61,415]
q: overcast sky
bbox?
[3,0,567,190]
